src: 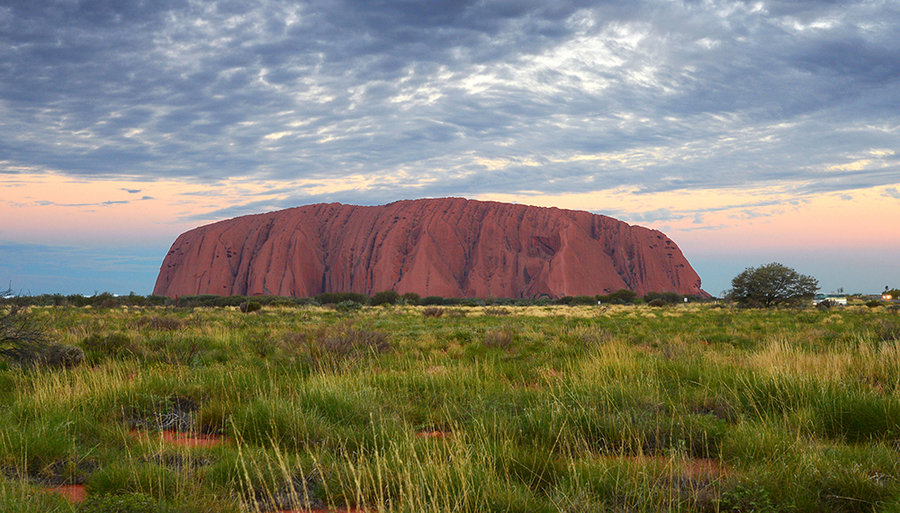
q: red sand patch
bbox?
[278,509,368,513]
[679,458,728,478]
[609,455,728,478]
[44,484,87,503]
[416,430,451,439]
[130,429,226,448]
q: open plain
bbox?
[2,302,899,512]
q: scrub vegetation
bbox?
[1,300,899,512]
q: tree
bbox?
[1,304,49,365]
[730,262,818,307]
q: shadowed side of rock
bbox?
[153,198,706,298]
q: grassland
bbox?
[1,303,899,512]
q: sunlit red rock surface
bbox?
[154,198,706,298]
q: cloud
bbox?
[1,0,898,209]
[884,187,900,199]
[34,199,130,208]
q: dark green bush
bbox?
[0,305,50,366]
[600,289,637,304]
[144,295,170,306]
[335,300,361,312]
[401,292,421,305]
[90,293,119,309]
[314,292,369,306]
[644,291,683,304]
[65,294,92,307]
[239,301,262,313]
[370,290,400,306]
[42,343,85,369]
[81,333,135,359]
[648,298,667,307]
[719,483,777,513]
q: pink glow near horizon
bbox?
[476,186,900,254]
[2,172,898,296]
[4,173,897,256]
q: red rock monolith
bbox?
[153,198,706,298]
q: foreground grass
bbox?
[1,304,899,512]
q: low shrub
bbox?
[874,319,900,342]
[195,399,230,435]
[483,307,511,316]
[813,389,900,442]
[42,343,85,369]
[90,293,119,309]
[335,300,361,312]
[719,483,777,513]
[484,327,514,348]
[298,323,391,371]
[314,292,369,306]
[81,333,137,360]
[85,463,180,502]
[77,492,159,513]
[313,324,390,356]
[422,307,444,318]
[0,305,50,366]
[370,290,400,306]
[648,298,667,307]
[134,316,185,331]
[644,291,683,304]
[401,292,421,305]
[125,394,199,432]
[239,301,262,314]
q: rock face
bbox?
[153,198,706,298]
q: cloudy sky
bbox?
[2,0,898,296]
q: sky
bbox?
[1,0,898,297]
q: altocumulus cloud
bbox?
[2,0,899,219]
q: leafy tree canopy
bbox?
[730,262,818,307]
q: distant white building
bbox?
[813,294,847,306]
